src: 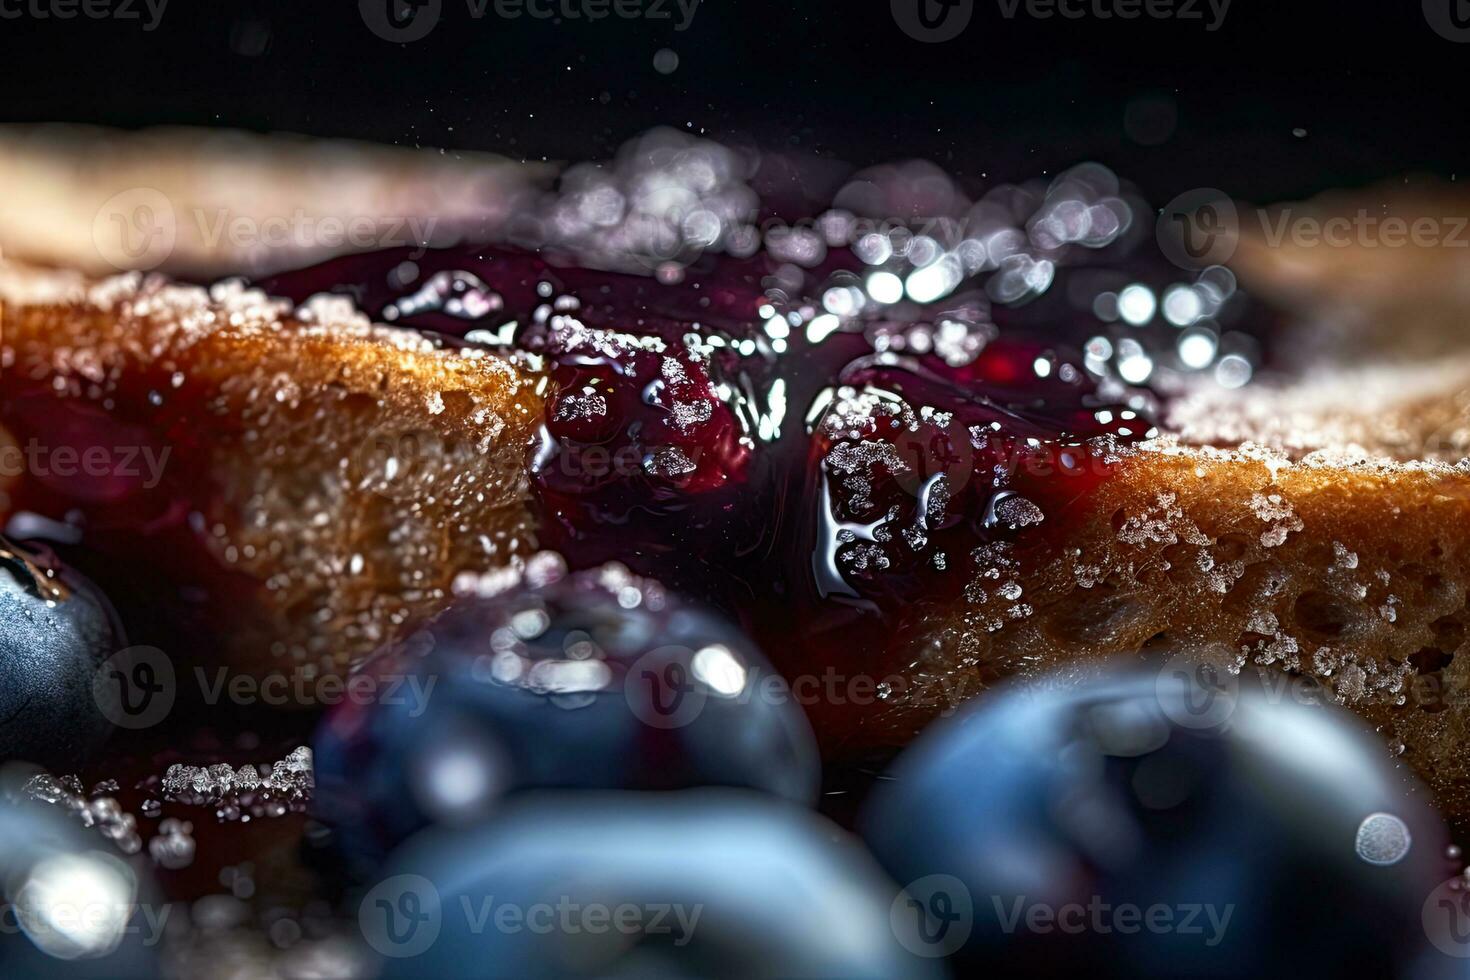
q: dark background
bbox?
[1,0,1465,205]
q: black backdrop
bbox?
[1,0,1465,205]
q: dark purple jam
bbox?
[258,163,1269,748]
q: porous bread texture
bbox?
[0,263,544,678]
[886,367,1470,821]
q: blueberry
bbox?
[314,556,820,875]
[860,666,1455,978]
[0,794,158,979]
[364,790,945,979]
[0,537,120,768]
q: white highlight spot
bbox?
[866,271,904,305]
[1355,812,1411,866]
[692,644,748,697]
[1118,283,1157,326]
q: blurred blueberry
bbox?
[314,555,819,875]
[0,790,159,979]
[365,790,947,979]
[0,537,121,767]
[860,665,1456,979]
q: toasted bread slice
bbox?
[7,258,1470,817]
[878,363,1470,818]
[0,262,543,679]
[1230,179,1470,365]
[0,125,551,278]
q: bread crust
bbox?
[0,262,544,678]
[875,376,1470,820]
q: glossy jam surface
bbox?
[262,169,1265,748]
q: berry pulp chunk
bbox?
[263,244,1162,747]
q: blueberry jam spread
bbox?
[261,157,1268,749]
[0,140,1315,978]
